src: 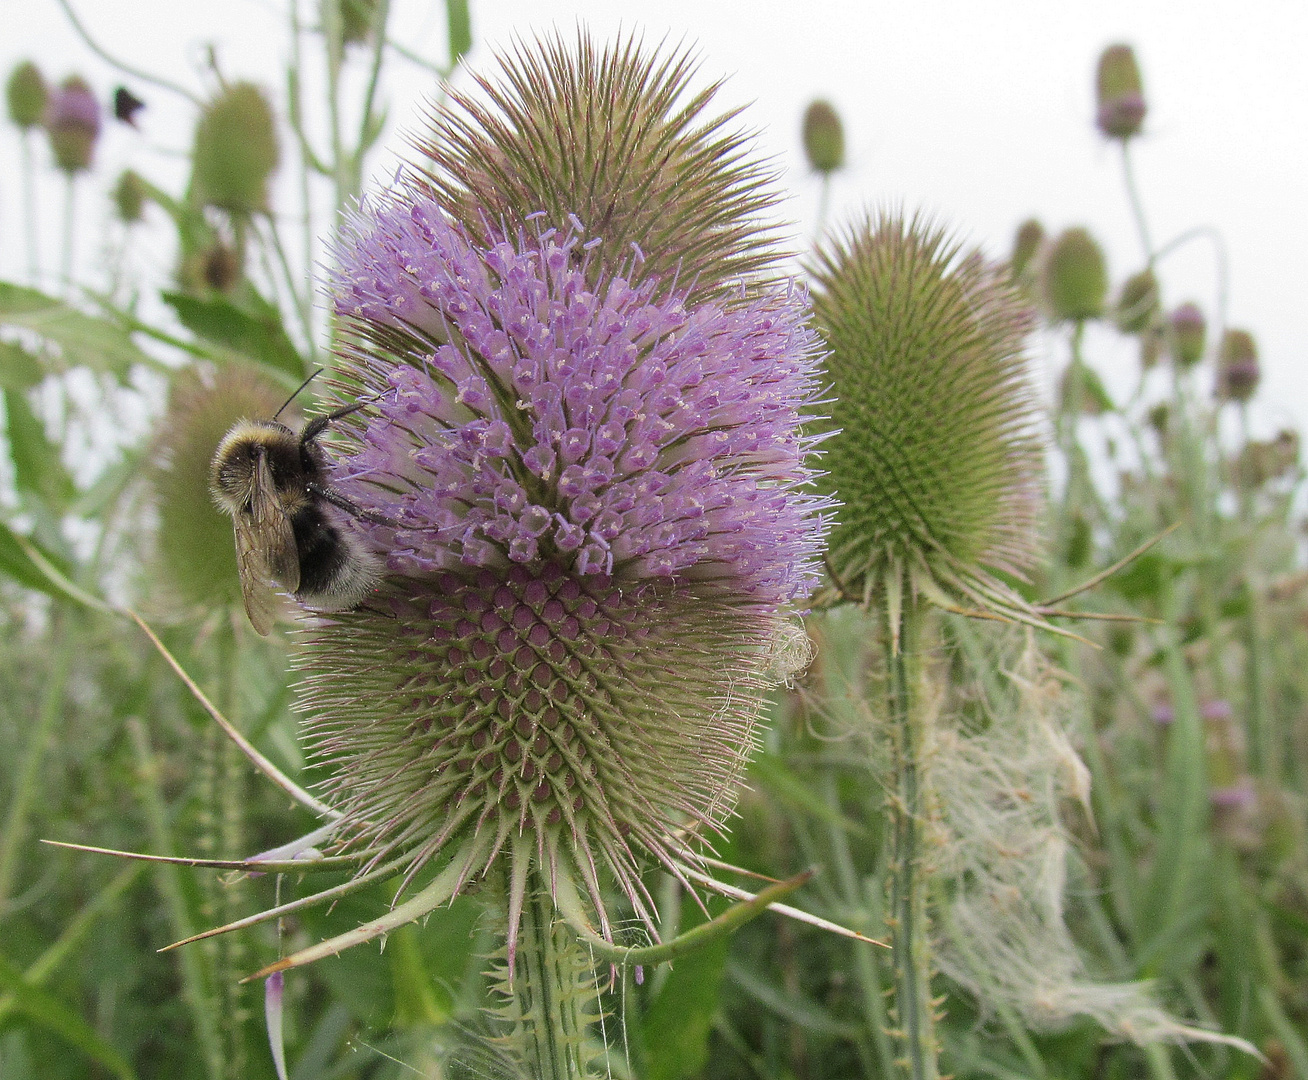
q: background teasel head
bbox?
[6,60,47,130]
[408,31,783,308]
[44,74,100,174]
[808,211,1043,615]
[190,81,280,214]
[285,31,826,954]
[147,362,291,617]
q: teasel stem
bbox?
[494,877,600,1080]
[1120,141,1154,265]
[20,131,39,285]
[884,599,940,1080]
[61,172,76,294]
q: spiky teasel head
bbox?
[408,31,781,309]
[809,211,1043,618]
[296,155,825,951]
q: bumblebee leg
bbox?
[306,482,399,527]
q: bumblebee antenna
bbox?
[273,368,323,421]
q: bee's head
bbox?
[209,419,298,515]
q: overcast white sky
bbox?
[2,0,1306,442]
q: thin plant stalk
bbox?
[21,130,39,284]
[885,601,940,1080]
[61,172,77,294]
[1120,141,1154,265]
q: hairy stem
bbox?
[885,601,939,1080]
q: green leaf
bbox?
[0,342,43,390]
[162,291,305,378]
[0,521,71,598]
[0,282,152,380]
[4,390,76,509]
[446,0,471,65]
[637,909,732,1080]
[0,954,136,1080]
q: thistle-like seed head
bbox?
[1168,302,1206,367]
[1217,328,1260,402]
[408,32,782,309]
[45,75,100,174]
[191,82,280,214]
[1095,43,1146,140]
[6,61,47,130]
[1042,227,1107,323]
[301,116,824,941]
[808,211,1042,610]
[1114,268,1159,335]
[802,99,845,175]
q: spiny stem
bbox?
[885,601,939,1080]
[504,887,597,1079]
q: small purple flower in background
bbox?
[1210,779,1256,811]
[1199,698,1233,721]
[286,33,827,956]
[1151,702,1175,725]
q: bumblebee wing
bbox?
[232,518,280,637]
[250,452,301,595]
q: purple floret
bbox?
[45,79,100,136]
[331,190,827,610]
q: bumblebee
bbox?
[209,381,389,635]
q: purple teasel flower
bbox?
[294,190,827,957]
[44,75,100,173]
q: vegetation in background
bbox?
[0,12,1303,1080]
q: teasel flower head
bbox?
[191,82,280,214]
[6,61,47,130]
[808,211,1043,621]
[45,75,100,174]
[1217,328,1260,402]
[288,34,826,957]
[1114,267,1159,335]
[802,99,845,175]
[1168,302,1206,367]
[1095,43,1146,140]
[112,169,147,224]
[409,31,782,309]
[1042,227,1108,323]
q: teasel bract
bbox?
[264,33,826,1009]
